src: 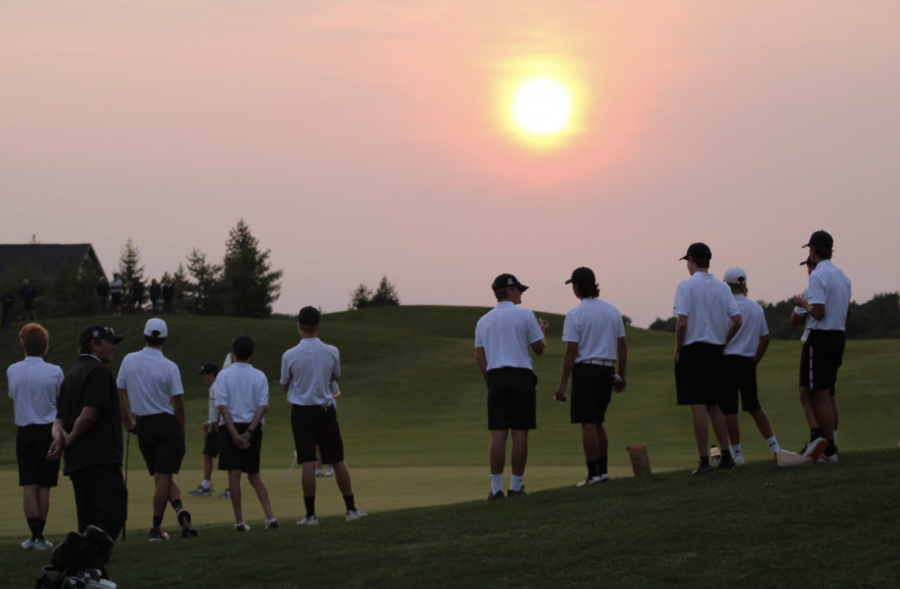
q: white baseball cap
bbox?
[144,318,168,338]
[723,267,747,285]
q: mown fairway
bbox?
[1,307,899,586]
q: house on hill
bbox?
[0,244,106,280]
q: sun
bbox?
[512,78,572,135]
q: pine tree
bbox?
[348,283,374,310]
[184,248,224,315]
[370,275,400,306]
[221,220,282,318]
[117,238,145,310]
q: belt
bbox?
[578,359,616,367]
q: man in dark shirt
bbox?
[132,276,145,313]
[96,278,110,315]
[1,286,14,328]
[48,325,127,540]
[162,280,175,316]
[20,279,37,322]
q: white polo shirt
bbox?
[7,356,64,426]
[280,338,341,407]
[673,272,741,346]
[806,260,852,331]
[562,298,625,362]
[725,295,769,357]
[475,301,544,371]
[116,347,184,416]
[212,362,269,424]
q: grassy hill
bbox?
[1,307,900,586]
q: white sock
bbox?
[490,474,503,494]
[731,444,743,456]
[510,475,524,492]
[201,480,211,489]
[833,430,838,445]
[766,436,781,452]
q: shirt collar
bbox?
[300,338,321,344]
[496,301,515,308]
[79,354,101,363]
[23,356,45,363]
[230,361,252,369]
[142,347,164,356]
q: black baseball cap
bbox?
[196,362,219,376]
[231,335,254,360]
[297,306,320,326]
[679,242,712,261]
[802,230,833,249]
[565,267,596,286]
[78,325,124,346]
[491,274,529,292]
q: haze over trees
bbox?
[349,275,400,310]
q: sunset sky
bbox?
[2,1,898,327]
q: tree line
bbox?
[649,292,900,339]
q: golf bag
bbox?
[34,526,117,589]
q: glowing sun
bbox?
[512,78,572,135]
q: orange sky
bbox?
[2,1,899,326]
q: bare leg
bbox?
[301,462,317,498]
[153,474,171,520]
[167,477,182,503]
[228,471,243,523]
[581,424,599,461]
[725,414,741,447]
[23,485,40,520]
[810,390,835,443]
[489,430,508,475]
[691,405,709,455]
[203,454,213,482]
[510,430,528,477]
[247,473,274,520]
[799,387,818,429]
[707,405,732,452]
[750,409,775,439]
[830,396,839,432]
[38,488,50,521]
[597,424,608,459]
[331,461,354,496]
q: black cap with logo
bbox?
[802,230,833,249]
[565,267,596,286]
[196,362,219,376]
[679,242,712,261]
[491,274,529,292]
[78,325,124,347]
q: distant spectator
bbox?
[162,280,175,316]
[149,279,162,315]
[132,275,145,313]
[109,274,124,317]
[2,286,14,329]
[96,277,110,315]
[20,280,38,322]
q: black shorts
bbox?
[291,405,345,465]
[16,424,60,487]
[719,355,761,415]
[800,330,845,391]
[487,367,537,431]
[69,463,127,540]
[675,343,725,406]
[203,428,220,457]
[136,413,185,475]
[570,364,614,425]
[111,292,122,305]
[218,423,262,474]
[23,301,35,311]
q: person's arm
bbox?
[171,395,186,436]
[47,419,67,461]
[244,406,268,443]
[555,342,578,401]
[218,405,250,449]
[674,315,688,361]
[725,314,743,344]
[615,336,628,393]
[754,334,770,365]
[65,406,100,447]
[790,297,807,326]
[530,318,549,355]
[807,304,825,321]
[475,347,488,384]
[117,388,136,433]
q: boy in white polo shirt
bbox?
[720,268,782,464]
[673,243,743,475]
[189,362,223,497]
[475,274,549,499]
[117,318,196,541]
[281,307,365,525]
[213,335,278,531]
[7,323,64,550]
[554,267,627,486]
[793,230,851,463]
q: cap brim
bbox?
[518,284,529,292]
[679,255,689,261]
[103,334,124,344]
[801,243,810,248]
[564,279,573,284]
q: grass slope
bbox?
[3,449,899,589]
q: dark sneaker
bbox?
[188,485,213,497]
[218,489,231,498]
[692,463,714,476]
[235,522,251,532]
[717,458,736,470]
[177,509,198,538]
[266,520,281,529]
[148,527,170,542]
[485,490,505,501]
[507,487,527,498]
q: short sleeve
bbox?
[807,273,826,305]
[673,283,690,317]
[115,357,130,389]
[212,379,228,408]
[474,320,484,348]
[526,313,544,344]
[257,375,269,408]
[614,309,626,338]
[168,364,184,397]
[727,293,740,318]
[561,311,579,343]
[279,353,291,386]
[332,348,341,379]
